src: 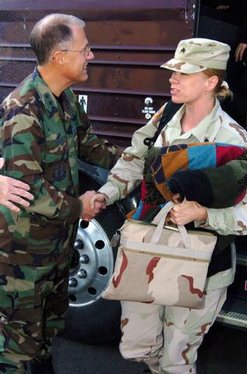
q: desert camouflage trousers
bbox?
[0,258,71,373]
[120,287,227,374]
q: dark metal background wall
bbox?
[0,0,196,146]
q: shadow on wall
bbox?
[198,8,247,128]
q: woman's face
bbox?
[169,71,215,104]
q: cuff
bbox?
[66,196,82,224]
[98,183,120,205]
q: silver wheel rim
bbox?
[68,218,113,307]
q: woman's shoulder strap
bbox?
[144,100,182,148]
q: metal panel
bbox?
[0,0,196,146]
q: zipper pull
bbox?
[110,229,121,247]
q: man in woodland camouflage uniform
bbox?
[0,14,121,374]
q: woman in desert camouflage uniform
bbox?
[97,38,247,373]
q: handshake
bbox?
[79,190,108,221]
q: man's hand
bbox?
[169,200,208,226]
[216,5,230,10]
[79,191,107,221]
[90,192,107,211]
[235,43,247,62]
[0,158,34,213]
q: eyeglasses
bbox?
[60,45,92,57]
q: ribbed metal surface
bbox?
[217,310,247,329]
[0,0,196,147]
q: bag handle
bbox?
[150,201,191,248]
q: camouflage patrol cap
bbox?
[161,38,230,74]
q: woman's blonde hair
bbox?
[203,68,233,101]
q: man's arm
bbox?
[77,104,122,170]
[1,109,88,223]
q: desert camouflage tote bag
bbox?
[102,202,217,309]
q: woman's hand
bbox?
[79,191,107,221]
[169,200,208,226]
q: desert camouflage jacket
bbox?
[99,100,247,289]
[100,100,247,237]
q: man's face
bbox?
[60,26,94,84]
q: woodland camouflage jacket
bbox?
[0,68,121,266]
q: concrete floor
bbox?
[50,324,247,374]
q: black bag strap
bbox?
[143,100,182,149]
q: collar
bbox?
[166,100,222,143]
[32,67,75,120]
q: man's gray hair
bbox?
[29,13,85,65]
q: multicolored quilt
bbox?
[132,142,247,221]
